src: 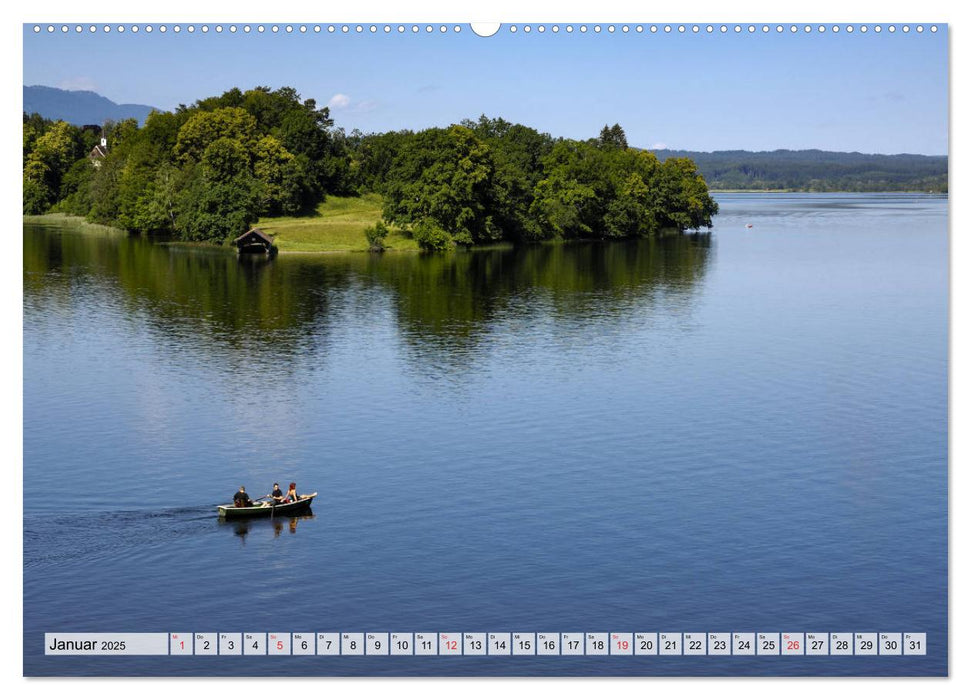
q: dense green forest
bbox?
[23,86,718,250]
[24,87,350,242]
[653,148,947,192]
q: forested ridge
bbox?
[653,148,947,193]
[24,85,157,127]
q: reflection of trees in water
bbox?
[24,223,339,371]
[24,222,711,374]
[363,236,712,373]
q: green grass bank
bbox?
[25,195,417,254]
[255,193,417,253]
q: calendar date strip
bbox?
[45,632,927,656]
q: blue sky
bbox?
[23,23,948,154]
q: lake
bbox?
[22,193,948,676]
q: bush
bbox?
[364,220,389,252]
[412,218,453,251]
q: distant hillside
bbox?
[652,148,948,192]
[23,85,157,126]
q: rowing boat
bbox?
[217,493,317,519]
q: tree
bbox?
[411,219,454,251]
[598,123,628,150]
[23,120,80,211]
[174,107,258,163]
[23,113,46,166]
[175,167,261,242]
[53,158,97,216]
[130,162,183,232]
[381,126,499,248]
[23,171,50,214]
[463,117,554,241]
[530,173,598,239]
[528,140,608,238]
[87,152,125,224]
[604,173,657,238]
[140,110,189,154]
[201,137,252,182]
[253,135,306,215]
[107,119,140,150]
[651,158,718,230]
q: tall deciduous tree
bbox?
[175,107,259,163]
[253,135,306,215]
[381,126,499,249]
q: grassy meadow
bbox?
[255,193,417,253]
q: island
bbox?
[24,86,718,253]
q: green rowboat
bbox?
[217,493,317,519]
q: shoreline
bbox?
[710,189,947,194]
[21,214,689,254]
[24,213,431,255]
[22,213,128,235]
[22,188,946,255]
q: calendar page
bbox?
[20,8,949,679]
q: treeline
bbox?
[653,148,948,192]
[360,118,717,249]
[23,86,718,249]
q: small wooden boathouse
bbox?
[233,228,275,255]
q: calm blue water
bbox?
[23,193,948,676]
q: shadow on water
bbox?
[24,221,712,374]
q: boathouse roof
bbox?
[233,228,274,245]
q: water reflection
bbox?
[222,512,316,543]
[23,221,712,374]
[366,236,711,368]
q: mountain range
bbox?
[23,85,157,126]
[652,148,947,191]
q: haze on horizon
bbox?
[22,24,949,156]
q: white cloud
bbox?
[327,94,379,114]
[327,93,351,109]
[57,76,98,92]
[650,142,669,150]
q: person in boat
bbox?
[285,482,299,503]
[233,486,253,508]
[269,483,285,504]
